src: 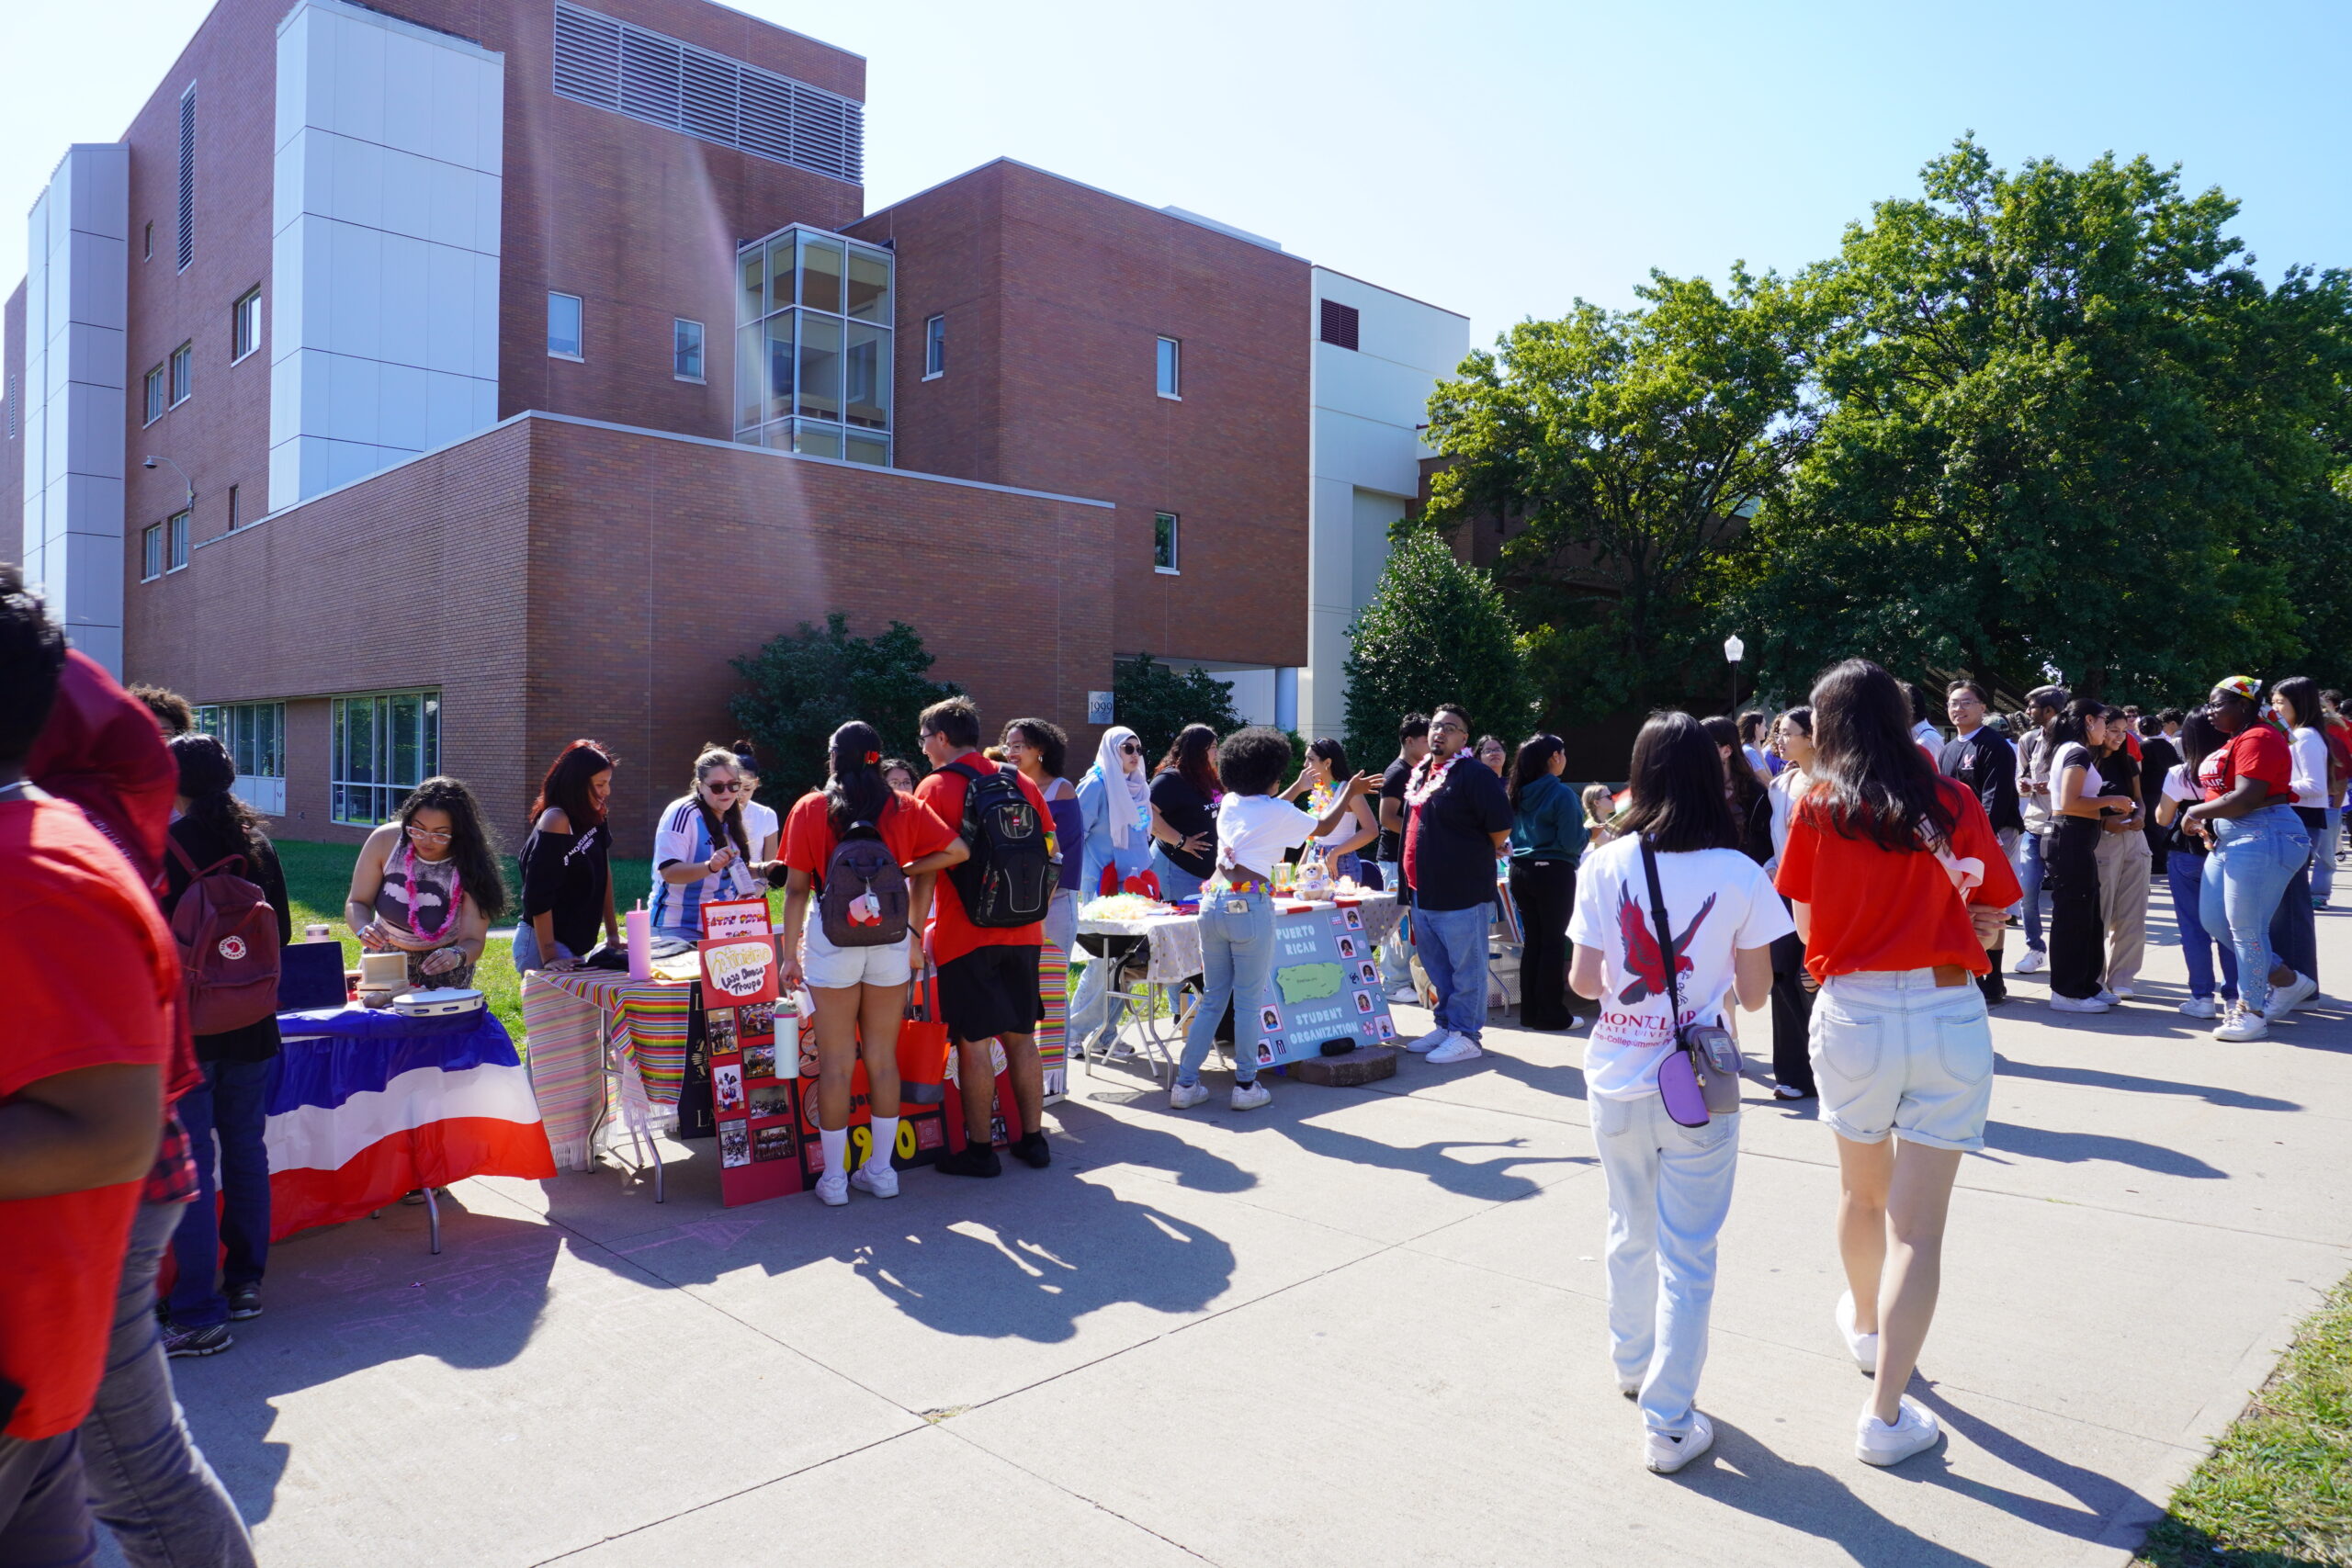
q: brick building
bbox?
[5,0,1461,853]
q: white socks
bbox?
[820,1126,846,1177]
[867,1116,898,1174]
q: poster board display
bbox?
[1239,902,1396,1072]
[699,919,808,1208]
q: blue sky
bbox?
[3,0,2346,348]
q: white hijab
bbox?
[1087,726,1152,849]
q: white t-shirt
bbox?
[1215,793,1317,879]
[1566,836,1792,1100]
[2288,727,2328,808]
[2162,762,2199,805]
[741,797,781,859]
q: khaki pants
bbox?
[2096,827,2153,992]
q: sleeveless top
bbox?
[377,843,464,942]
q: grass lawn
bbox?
[2136,1269,2352,1567]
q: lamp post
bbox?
[1724,634,1745,714]
[142,454,195,515]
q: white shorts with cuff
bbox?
[1808,967,1993,1152]
[801,910,914,989]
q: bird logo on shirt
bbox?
[1614,884,1715,1004]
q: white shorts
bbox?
[801,911,914,990]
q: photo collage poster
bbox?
[1242,902,1395,1070]
[701,899,802,1208]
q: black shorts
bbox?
[937,944,1043,1043]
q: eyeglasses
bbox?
[404,824,453,843]
[702,781,741,795]
[1430,719,1466,735]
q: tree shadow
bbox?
[1992,1054,2301,1112]
[1905,1385,2169,1545]
[1977,1121,2227,1179]
[1665,1416,1995,1567]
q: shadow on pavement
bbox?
[1976,1120,2227,1179]
[1678,1416,1995,1567]
[1992,1053,2301,1111]
[1908,1386,2159,1543]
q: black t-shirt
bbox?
[1939,728,2023,833]
[519,818,612,955]
[1375,755,1412,863]
[1148,771,1216,879]
[1404,757,1514,912]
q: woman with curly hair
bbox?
[346,775,508,988]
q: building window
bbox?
[227,484,240,531]
[168,342,193,406]
[143,366,165,425]
[167,510,190,572]
[143,220,153,262]
[1154,512,1180,574]
[198,702,287,815]
[176,85,196,271]
[673,318,706,381]
[232,288,262,362]
[732,224,894,466]
[548,292,583,359]
[1319,299,1360,351]
[332,690,441,826]
[923,314,944,378]
[141,524,164,581]
[1156,336,1181,399]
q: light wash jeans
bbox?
[2015,829,2047,950]
[2166,852,2239,1003]
[81,1198,256,1568]
[1590,1090,1739,1438]
[1177,886,1273,1087]
[2311,814,2339,905]
[2201,806,2309,1015]
[1043,888,1079,957]
[1376,863,1413,988]
[510,921,577,975]
[1414,901,1490,1042]
[1149,847,1206,904]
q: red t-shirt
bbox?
[1774,777,2024,984]
[913,758,1053,966]
[0,796,177,1439]
[2197,724,2291,804]
[780,789,956,882]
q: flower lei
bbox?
[1405,748,1472,808]
[399,841,464,944]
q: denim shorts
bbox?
[1808,968,1994,1152]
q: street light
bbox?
[142,454,195,515]
[1724,633,1745,714]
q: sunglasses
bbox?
[703,781,741,795]
[1120,742,1143,754]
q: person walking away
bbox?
[2266,677,2328,1002]
[1938,682,2021,1004]
[1764,708,1819,1098]
[1507,734,1581,1032]
[2011,687,2066,976]
[1775,660,2020,1467]
[2091,706,2153,1001]
[2178,678,2312,1039]
[1376,715,1430,998]
[915,698,1058,1175]
[1566,711,1788,1472]
[2041,701,2126,1013]
[514,739,619,974]
[1002,719,1080,952]
[1148,724,1221,903]
[0,567,179,1562]
[1169,729,1374,1111]
[776,722,966,1204]
[2154,714,2239,1019]
[1401,705,1515,1065]
[1283,738,1379,885]
[158,734,291,1355]
[644,749,759,944]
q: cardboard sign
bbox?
[1242,905,1397,1069]
[700,935,778,1007]
[708,991,804,1207]
[699,896,773,942]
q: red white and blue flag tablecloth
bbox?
[268,1005,556,1239]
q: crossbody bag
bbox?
[1638,837,1744,1127]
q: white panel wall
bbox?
[269,0,503,510]
[20,144,130,675]
[1303,266,1470,743]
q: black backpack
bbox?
[943,760,1054,928]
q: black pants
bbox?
[1768,928,1815,1095]
[1510,858,1576,1030]
[2045,818,2106,999]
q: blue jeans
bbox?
[0,1429,89,1568]
[2268,808,2323,987]
[81,1198,255,1568]
[2017,829,2047,950]
[1043,888,1078,956]
[1149,847,1205,904]
[1590,1090,1739,1438]
[1177,887,1273,1087]
[2200,806,2309,1015]
[167,1059,273,1329]
[2166,852,2239,1002]
[2311,814,2339,905]
[1376,863,1412,987]
[510,921,576,974]
[1414,900,1491,1042]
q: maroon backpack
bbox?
[167,837,281,1033]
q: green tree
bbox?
[729,614,961,803]
[1422,267,1826,726]
[1341,529,1535,769]
[1731,138,2352,704]
[1112,652,1245,762]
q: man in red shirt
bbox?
[0,567,175,1562]
[914,697,1056,1177]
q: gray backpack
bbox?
[819,821,909,947]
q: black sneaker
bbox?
[934,1145,1002,1179]
[164,1322,233,1359]
[227,1283,262,1320]
[1011,1131,1051,1169]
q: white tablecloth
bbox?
[1078,892,1402,985]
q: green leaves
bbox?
[1340,529,1535,769]
[1111,654,1246,762]
[728,613,962,803]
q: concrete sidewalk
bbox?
[153,899,2352,1567]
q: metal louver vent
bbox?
[175,85,196,272]
[550,1,863,186]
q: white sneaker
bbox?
[1856,1395,1941,1467]
[2215,1003,2268,1042]
[850,1162,898,1199]
[2048,994,2111,1014]
[1644,1412,1714,1474]
[1836,1291,1879,1373]
[2093,988,2120,1006]
[2110,985,2134,1000]
[1425,1032,1484,1066]
[1169,1080,1212,1110]
[2178,997,2223,1020]
[814,1169,850,1207]
[1389,986,1420,1005]
[2262,972,2317,1021]
[2014,949,2048,975]
[1229,1080,1272,1111]
[1404,1027,1449,1054]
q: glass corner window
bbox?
[548,292,583,359]
[732,224,895,467]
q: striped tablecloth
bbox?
[1038,941,1069,1101]
[520,971,695,1170]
